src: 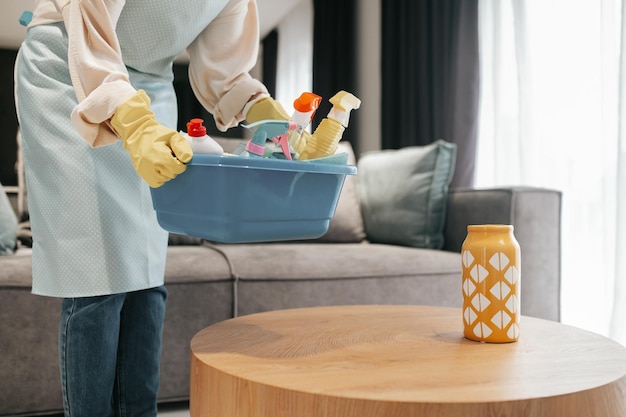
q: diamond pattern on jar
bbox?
[461,225,521,343]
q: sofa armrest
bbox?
[443,187,562,321]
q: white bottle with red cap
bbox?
[182,118,224,155]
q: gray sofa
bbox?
[0,141,561,416]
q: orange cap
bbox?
[293,92,322,113]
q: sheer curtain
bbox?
[274,0,313,115]
[611,0,626,343]
[476,0,625,344]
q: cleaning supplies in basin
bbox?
[182,118,223,155]
[150,99,359,243]
[299,91,361,161]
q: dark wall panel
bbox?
[0,49,19,186]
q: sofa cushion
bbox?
[315,142,366,243]
[164,245,235,283]
[0,182,18,255]
[357,140,457,249]
[214,242,461,280]
[0,248,33,286]
[209,242,463,316]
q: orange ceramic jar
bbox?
[461,224,521,343]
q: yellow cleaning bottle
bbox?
[299,91,361,161]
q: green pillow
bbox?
[357,140,457,249]
[0,182,18,255]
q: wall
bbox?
[357,0,382,155]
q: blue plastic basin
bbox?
[150,154,357,243]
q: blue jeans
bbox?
[59,285,167,417]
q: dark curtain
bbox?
[381,0,479,187]
[172,30,279,138]
[173,63,210,133]
[261,30,278,97]
[312,0,359,155]
[0,49,19,186]
[172,63,245,138]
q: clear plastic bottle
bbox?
[289,92,322,158]
[182,118,223,155]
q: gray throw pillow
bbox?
[0,182,18,255]
[357,140,457,249]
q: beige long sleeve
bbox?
[186,0,269,132]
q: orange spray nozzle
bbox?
[293,92,322,113]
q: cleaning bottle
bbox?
[240,120,296,158]
[299,91,361,161]
[182,118,223,155]
[289,92,322,158]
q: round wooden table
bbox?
[190,305,626,417]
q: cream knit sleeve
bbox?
[186,0,269,132]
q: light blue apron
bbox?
[15,0,228,297]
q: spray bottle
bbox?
[240,120,296,158]
[182,118,224,155]
[298,91,361,161]
[289,92,322,158]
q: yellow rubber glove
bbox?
[111,90,193,188]
[245,97,290,123]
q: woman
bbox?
[15,0,287,415]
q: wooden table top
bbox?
[190,305,626,417]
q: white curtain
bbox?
[477,0,625,344]
[274,0,314,115]
[611,0,626,343]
